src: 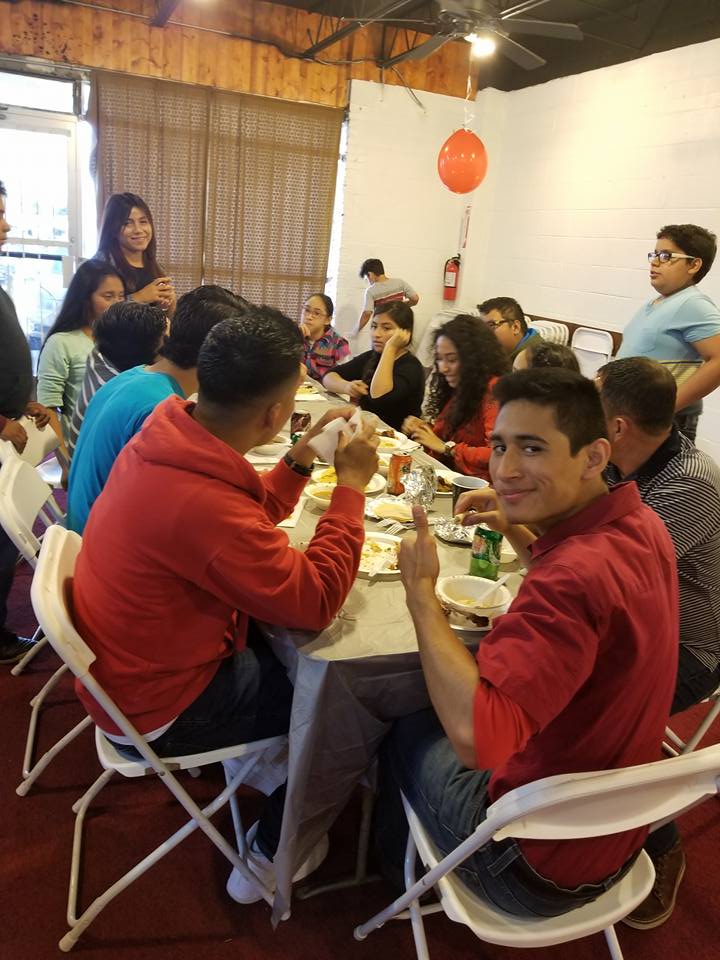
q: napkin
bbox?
[307,407,363,463]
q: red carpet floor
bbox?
[3,559,719,960]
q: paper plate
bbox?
[311,467,385,495]
[375,430,420,454]
[358,533,402,578]
[295,382,323,401]
[434,468,462,497]
[365,496,414,524]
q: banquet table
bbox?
[254,388,521,924]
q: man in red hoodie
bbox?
[72,307,379,900]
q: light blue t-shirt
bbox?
[618,285,720,365]
[67,366,184,534]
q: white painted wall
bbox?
[460,38,720,457]
[334,80,473,354]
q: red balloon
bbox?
[437,129,488,194]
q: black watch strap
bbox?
[283,452,314,477]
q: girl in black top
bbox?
[95,193,176,316]
[323,301,424,430]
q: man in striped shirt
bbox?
[66,300,167,462]
[599,355,720,930]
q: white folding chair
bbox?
[664,684,720,756]
[31,524,288,952]
[354,745,720,960]
[531,319,570,346]
[0,442,82,796]
[571,326,615,378]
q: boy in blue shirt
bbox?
[618,224,719,441]
[67,285,248,533]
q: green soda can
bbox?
[469,526,503,580]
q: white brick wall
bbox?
[461,38,720,455]
[337,43,720,455]
[334,80,474,353]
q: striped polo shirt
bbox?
[66,347,119,462]
[607,427,720,672]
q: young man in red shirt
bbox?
[376,368,679,917]
[72,307,379,901]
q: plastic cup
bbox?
[451,475,489,514]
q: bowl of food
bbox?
[305,483,336,510]
[436,575,511,618]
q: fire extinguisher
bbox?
[443,255,461,301]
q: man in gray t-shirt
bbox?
[353,258,419,346]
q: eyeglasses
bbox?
[303,306,328,319]
[484,319,510,330]
[647,251,698,265]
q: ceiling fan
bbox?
[383,0,583,70]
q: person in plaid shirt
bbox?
[299,294,350,382]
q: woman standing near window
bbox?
[37,259,126,445]
[403,315,509,480]
[95,192,176,316]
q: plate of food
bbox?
[358,533,402,578]
[295,381,323,400]
[435,469,462,496]
[311,466,385,495]
[247,435,291,462]
[374,428,419,454]
[444,608,492,633]
[365,496,415,525]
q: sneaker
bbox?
[0,630,37,665]
[622,840,686,930]
[226,821,329,905]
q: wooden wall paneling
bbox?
[0,0,474,108]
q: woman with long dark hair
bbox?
[299,293,350,382]
[322,301,424,430]
[37,259,125,444]
[95,192,175,314]
[403,314,509,478]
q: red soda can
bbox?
[387,453,412,495]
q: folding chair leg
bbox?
[404,829,431,960]
[10,627,47,676]
[17,714,93,797]
[19,662,70,776]
[603,925,624,960]
[61,761,273,951]
[682,696,720,753]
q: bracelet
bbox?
[283,452,314,477]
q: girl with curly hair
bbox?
[403,314,509,478]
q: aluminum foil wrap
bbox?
[401,462,437,510]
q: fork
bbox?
[377,519,404,536]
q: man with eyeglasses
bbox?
[479,296,541,363]
[616,224,720,442]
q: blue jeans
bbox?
[375,709,629,918]
[115,625,292,854]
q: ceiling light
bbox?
[465,34,496,58]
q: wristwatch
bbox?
[444,440,457,459]
[283,452,314,477]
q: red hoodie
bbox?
[72,395,365,736]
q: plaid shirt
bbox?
[303,326,351,382]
